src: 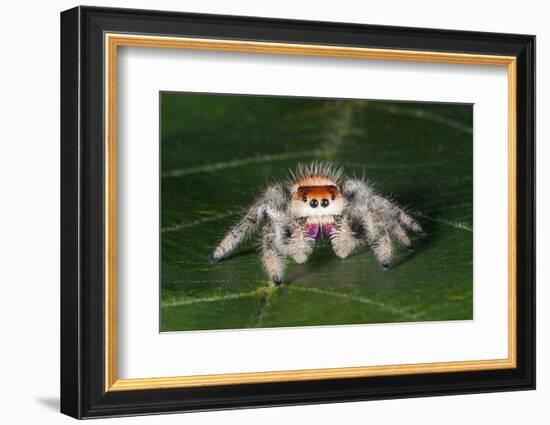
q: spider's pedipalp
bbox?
[286,217,315,264]
[330,214,362,259]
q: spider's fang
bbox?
[322,223,336,239]
[305,223,320,240]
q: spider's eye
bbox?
[310,199,319,208]
[302,196,307,203]
[331,194,336,201]
[321,199,330,208]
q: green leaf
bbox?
[160,94,473,332]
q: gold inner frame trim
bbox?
[104,33,518,392]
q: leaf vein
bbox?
[162,211,239,233]
[163,290,261,307]
[288,285,420,320]
[162,150,323,178]
[415,211,473,232]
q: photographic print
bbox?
[61,8,535,417]
[160,93,473,332]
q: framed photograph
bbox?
[60,6,535,419]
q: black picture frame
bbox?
[61,5,535,419]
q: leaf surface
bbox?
[160,94,473,332]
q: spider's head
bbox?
[288,162,345,218]
[291,184,344,218]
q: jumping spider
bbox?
[210,162,425,285]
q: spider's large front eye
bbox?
[321,199,330,208]
[310,199,319,208]
[302,196,307,203]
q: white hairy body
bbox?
[210,163,424,285]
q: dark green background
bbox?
[160,93,473,332]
